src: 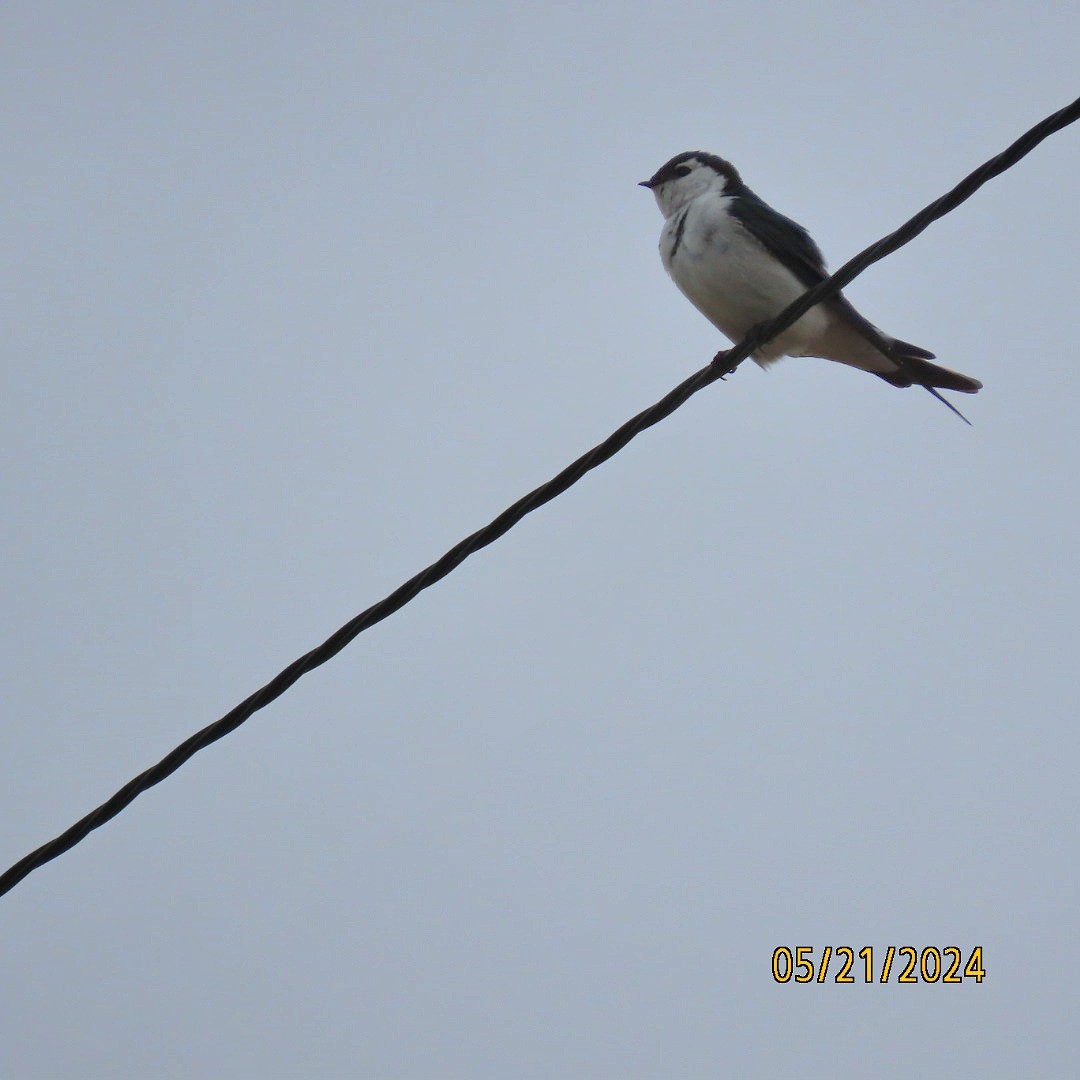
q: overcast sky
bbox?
[3,3,1078,1077]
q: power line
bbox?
[2,95,1078,901]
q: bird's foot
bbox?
[711,348,733,379]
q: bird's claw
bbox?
[712,348,733,378]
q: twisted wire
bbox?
[2,95,1077,900]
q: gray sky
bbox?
[3,3,1078,1077]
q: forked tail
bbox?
[880,340,982,424]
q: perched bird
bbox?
[641,152,982,408]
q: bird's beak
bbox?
[638,180,654,189]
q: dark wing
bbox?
[728,188,935,358]
[728,188,830,289]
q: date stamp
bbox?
[771,946,985,984]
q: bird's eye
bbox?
[673,165,692,178]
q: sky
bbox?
[2,3,1078,1077]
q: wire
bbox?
[2,95,1078,901]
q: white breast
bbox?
[660,192,830,364]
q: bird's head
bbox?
[639,152,742,217]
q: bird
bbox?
[640,152,982,413]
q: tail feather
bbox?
[879,340,982,394]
